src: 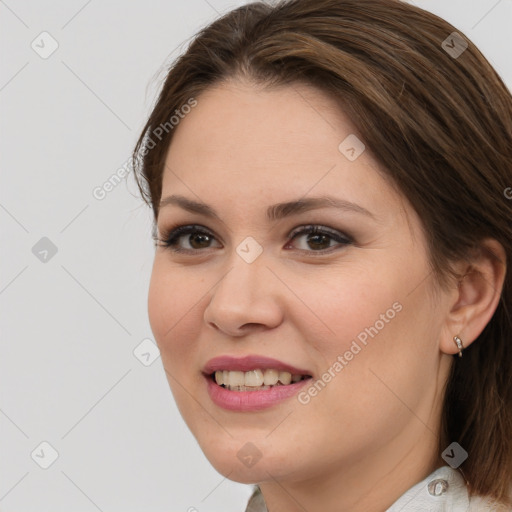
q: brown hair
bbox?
[132,0,512,505]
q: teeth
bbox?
[214,369,306,389]
[278,371,292,385]
[263,369,279,385]
[228,371,245,387]
[245,369,264,387]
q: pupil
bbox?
[190,234,210,249]
[308,234,329,250]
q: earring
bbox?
[453,335,464,357]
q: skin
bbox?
[147,79,506,511]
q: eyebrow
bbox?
[159,194,376,221]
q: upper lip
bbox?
[202,355,312,376]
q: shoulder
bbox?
[386,466,508,512]
[468,493,512,512]
[243,468,509,512]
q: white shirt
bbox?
[244,466,506,511]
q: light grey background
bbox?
[1,1,511,511]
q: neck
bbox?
[258,421,440,512]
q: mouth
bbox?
[209,369,311,391]
[202,355,313,411]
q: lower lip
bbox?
[205,375,312,411]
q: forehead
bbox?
[165,81,371,187]
[166,79,352,166]
[160,79,414,235]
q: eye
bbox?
[286,225,352,253]
[155,224,352,254]
[155,224,220,253]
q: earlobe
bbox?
[439,238,507,357]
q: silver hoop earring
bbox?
[453,335,464,357]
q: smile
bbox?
[203,355,313,411]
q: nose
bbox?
[203,251,284,337]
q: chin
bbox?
[195,435,286,484]
[205,452,276,484]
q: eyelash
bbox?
[154,223,353,255]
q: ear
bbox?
[439,238,507,356]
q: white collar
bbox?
[245,466,500,511]
[385,465,497,511]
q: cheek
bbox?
[293,263,440,441]
[291,259,407,357]
[290,253,438,400]
[147,258,202,367]
[147,261,171,345]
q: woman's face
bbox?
[148,80,454,485]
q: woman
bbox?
[132,0,512,510]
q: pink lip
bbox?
[202,355,311,376]
[202,355,313,412]
[205,375,311,411]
